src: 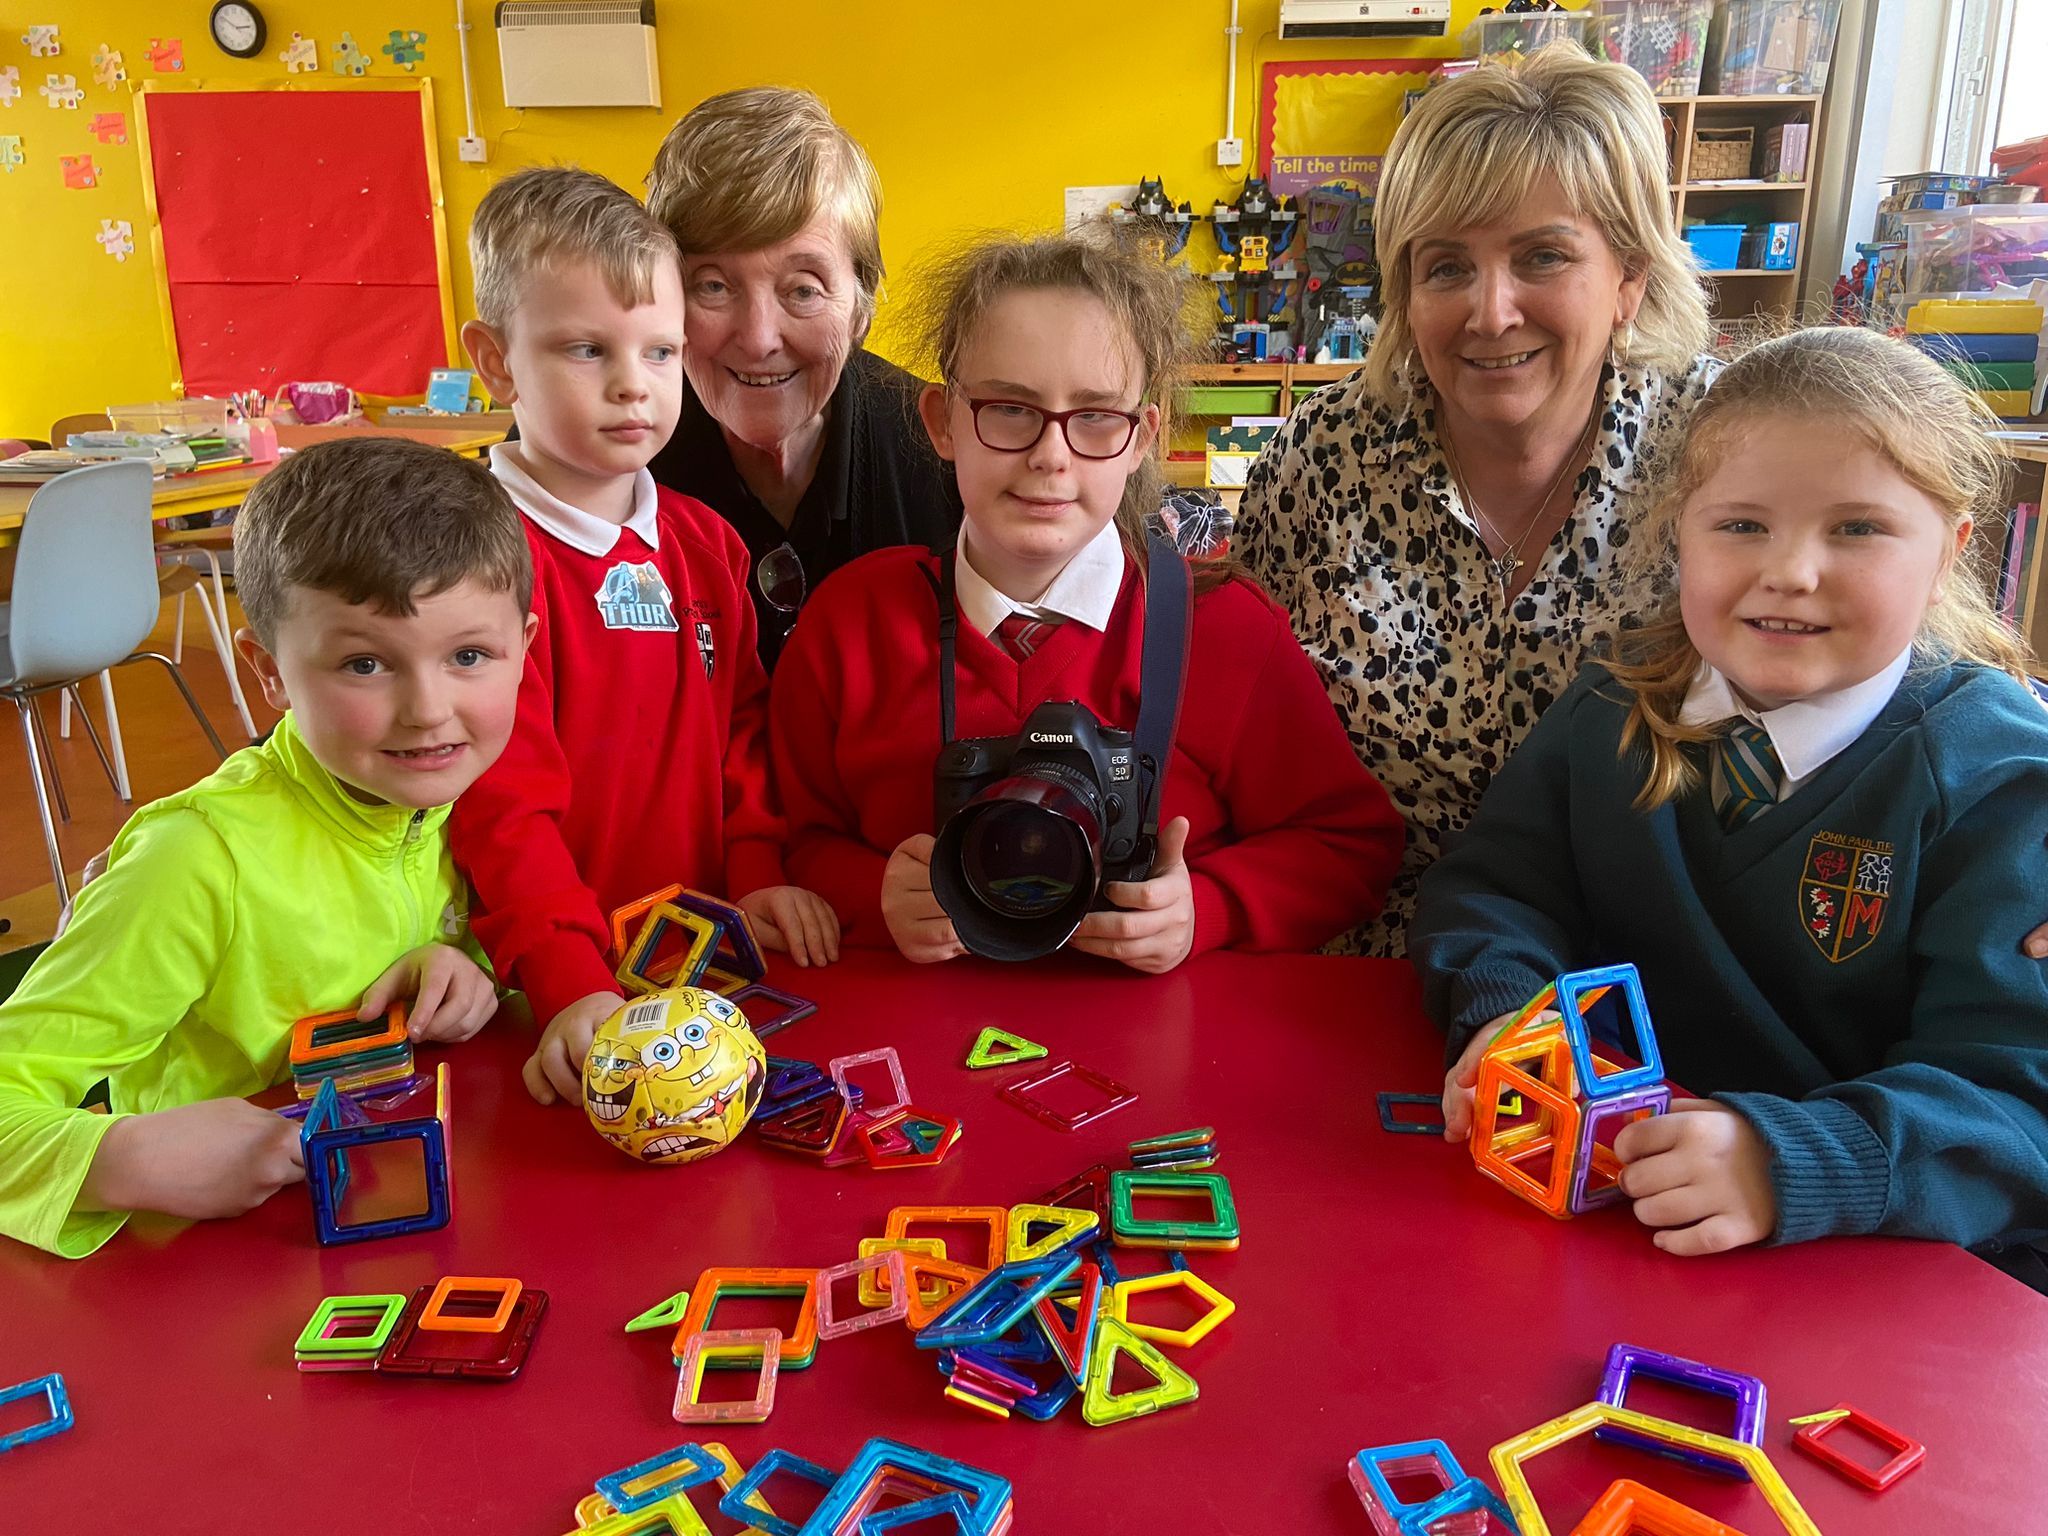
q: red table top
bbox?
[4,951,2044,1532]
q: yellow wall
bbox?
[0,0,1493,436]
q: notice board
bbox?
[136,81,456,398]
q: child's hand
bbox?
[1615,1098,1777,1256]
[79,1098,305,1220]
[1073,818,1196,975]
[1440,1008,1561,1141]
[881,834,967,964]
[525,990,623,1106]
[357,943,500,1044]
[738,885,842,967]
[1441,1007,1564,1141]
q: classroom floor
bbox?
[0,589,280,951]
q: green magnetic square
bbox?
[294,1293,409,1357]
[1109,1170,1240,1244]
[704,1284,816,1370]
[1130,1126,1216,1154]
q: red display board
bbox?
[139,85,452,397]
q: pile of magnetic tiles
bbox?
[565,1436,1012,1536]
[629,1128,1238,1429]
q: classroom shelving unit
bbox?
[1658,93,1827,322]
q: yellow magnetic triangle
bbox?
[964,1026,1049,1070]
[1081,1316,1200,1426]
[1005,1202,1100,1261]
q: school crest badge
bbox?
[595,561,677,632]
[1799,831,1892,963]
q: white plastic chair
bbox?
[1,460,227,904]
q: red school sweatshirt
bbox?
[770,545,1402,955]
[450,485,785,1025]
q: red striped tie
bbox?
[994,612,1062,661]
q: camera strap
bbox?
[924,532,1192,855]
[1131,531,1191,856]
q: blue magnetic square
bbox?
[0,1373,73,1454]
[717,1447,839,1536]
[1556,963,1663,1100]
[914,1252,1079,1350]
[1396,1475,1519,1536]
[860,1491,977,1532]
[1353,1440,1468,1521]
[805,1439,1012,1536]
[1377,1092,1447,1136]
[595,1441,722,1515]
[306,1118,451,1247]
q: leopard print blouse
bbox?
[1238,355,1722,957]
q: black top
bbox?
[647,347,962,670]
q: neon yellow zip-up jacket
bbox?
[0,713,479,1258]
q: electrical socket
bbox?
[1216,137,1243,168]
[458,136,489,164]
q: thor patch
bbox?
[1799,831,1893,963]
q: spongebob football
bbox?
[583,985,766,1165]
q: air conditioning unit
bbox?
[496,1,660,108]
[1277,0,1451,40]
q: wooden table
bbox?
[3,951,2044,1531]
[0,422,506,547]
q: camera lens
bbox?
[960,801,1091,919]
[932,765,1105,962]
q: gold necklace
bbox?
[1442,407,1600,595]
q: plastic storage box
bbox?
[1683,224,1745,271]
[1463,10,1599,64]
[1901,206,2048,297]
[1596,0,1714,96]
[1703,0,1842,95]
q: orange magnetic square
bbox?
[669,1267,820,1368]
[1570,1479,1753,1536]
[884,1205,1007,1273]
[418,1275,523,1333]
[290,1005,408,1067]
[608,883,684,961]
[1472,1056,1580,1217]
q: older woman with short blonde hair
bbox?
[644,86,958,668]
[1239,46,1718,956]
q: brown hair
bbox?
[235,437,532,646]
[1606,325,2033,808]
[1367,44,1710,402]
[646,86,884,341]
[469,166,678,329]
[908,224,1240,594]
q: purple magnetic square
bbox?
[829,1047,909,1120]
[1569,1083,1670,1213]
[1595,1341,1766,1477]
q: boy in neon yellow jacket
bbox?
[0,438,537,1257]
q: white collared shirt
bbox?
[1677,646,1912,801]
[953,518,1126,638]
[489,442,661,556]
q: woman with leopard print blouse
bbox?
[1240,47,1717,956]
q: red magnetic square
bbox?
[374,1284,549,1380]
[1792,1404,1925,1491]
[998,1060,1138,1132]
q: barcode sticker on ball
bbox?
[620,999,670,1033]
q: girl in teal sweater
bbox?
[1411,328,2048,1280]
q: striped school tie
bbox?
[994,612,1062,661]
[1711,723,1782,831]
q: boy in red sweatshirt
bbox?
[455,168,836,1103]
